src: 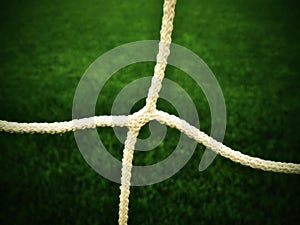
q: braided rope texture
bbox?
[1,110,299,175]
[119,0,176,223]
[0,0,299,224]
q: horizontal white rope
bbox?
[0,116,128,134]
[0,110,299,174]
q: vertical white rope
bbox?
[118,128,139,225]
[145,0,177,112]
[118,1,177,224]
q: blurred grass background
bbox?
[0,0,300,224]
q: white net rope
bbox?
[0,0,299,224]
[1,111,299,176]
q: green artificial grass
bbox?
[0,0,300,224]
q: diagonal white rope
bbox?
[0,0,299,224]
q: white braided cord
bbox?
[118,0,177,224]
[1,111,299,175]
[0,0,299,224]
[154,110,300,174]
[0,116,128,134]
[118,129,138,225]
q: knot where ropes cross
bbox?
[0,1,300,225]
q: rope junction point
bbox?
[1,110,299,176]
[0,0,299,225]
[1,112,300,223]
